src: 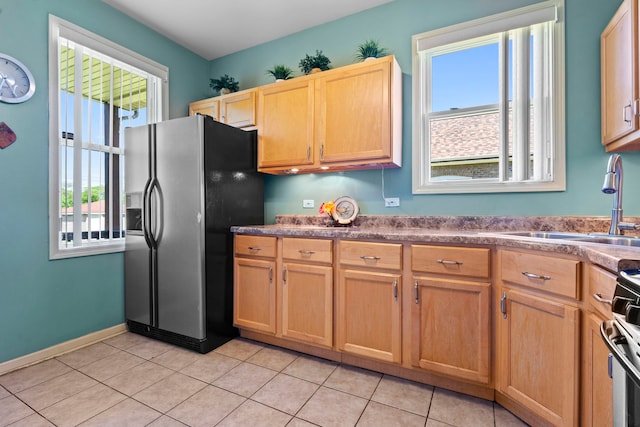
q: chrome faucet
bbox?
[602,154,623,235]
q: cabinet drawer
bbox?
[340,241,402,270]
[500,250,579,299]
[411,245,490,278]
[235,235,277,258]
[589,264,616,319]
[282,238,332,264]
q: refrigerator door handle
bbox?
[144,178,160,249]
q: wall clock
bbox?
[332,196,359,225]
[0,53,36,103]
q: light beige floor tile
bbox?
[103,361,173,396]
[133,372,207,413]
[247,345,299,371]
[125,338,175,360]
[77,350,145,382]
[252,373,319,415]
[179,352,241,383]
[147,415,189,426]
[324,365,382,399]
[357,401,427,427]
[214,338,264,360]
[218,399,292,427]
[102,332,151,350]
[286,418,317,427]
[297,386,368,427]
[151,347,203,371]
[39,383,126,427]
[212,362,277,397]
[0,395,35,426]
[167,385,245,427]
[495,403,530,427]
[78,398,162,426]
[0,359,72,393]
[15,370,98,411]
[371,374,433,416]
[0,386,9,399]
[282,354,338,384]
[56,343,120,369]
[6,413,55,427]
[426,419,452,427]
[428,387,494,427]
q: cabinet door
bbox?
[601,0,637,146]
[189,98,219,120]
[315,60,391,164]
[220,90,256,128]
[233,257,276,334]
[497,288,579,426]
[337,269,402,363]
[282,263,333,347]
[583,313,613,427]
[412,277,491,384]
[257,79,314,169]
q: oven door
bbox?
[601,320,640,427]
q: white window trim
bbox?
[48,15,169,259]
[411,0,565,194]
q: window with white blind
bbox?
[411,0,565,194]
[48,15,168,259]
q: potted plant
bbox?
[355,39,388,61]
[209,74,239,95]
[266,65,294,81]
[298,50,331,75]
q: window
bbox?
[411,0,565,194]
[48,15,168,259]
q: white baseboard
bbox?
[0,323,127,376]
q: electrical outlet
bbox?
[384,197,400,207]
[303,199,315,208]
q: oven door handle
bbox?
[601,319,640,389]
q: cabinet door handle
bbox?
[624,102,633,124]
[521,271,551,281]
[268,266,273,284]
[414,280,419,304]
[593,293,612,305]
[282,265,287,284]
[298,250,315,255]
[320,144,324,160]
[437,259,463,266]
[360,255,381,261]
[307,146,311,161]
[500,291,507,319]
[393,279,398,301]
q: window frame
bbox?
[411,0,565,194]
[48,15,168,259]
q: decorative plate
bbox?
[332,196,359,225]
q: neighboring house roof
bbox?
[63,200,106,214]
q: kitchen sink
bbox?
[497,231,640,247]
[572,236,640,247]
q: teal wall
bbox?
[208,0,640,223]
[0,0,636,364]
[0,0,210,363]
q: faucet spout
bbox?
[602,153,623,235]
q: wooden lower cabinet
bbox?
[337,268,402,363]
[233,257,276,334]
[281,259,333,347]
[412,276,491,384]
[496,287,580,426]
[583,313,613,427]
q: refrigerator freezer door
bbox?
[155,116,206,339]
[124,124,153,326]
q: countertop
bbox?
[231,215,640,272]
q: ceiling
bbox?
[102,0,394,61]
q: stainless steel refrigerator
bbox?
[124,115,263,353]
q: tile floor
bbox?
[0,333,529,426]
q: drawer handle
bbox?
[248,246,262,251]
[522,271,551,281]
[360,255,381,261]
[437,259,463,266]
[298,250,315,255]
[593,293,613,305]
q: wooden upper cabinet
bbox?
[189,89,257,128]
[601,0,640,151]
[257,79,315,169]
[257,55,402,174]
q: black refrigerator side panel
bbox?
[203,118,264,341]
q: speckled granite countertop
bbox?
[231,215,640,272]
